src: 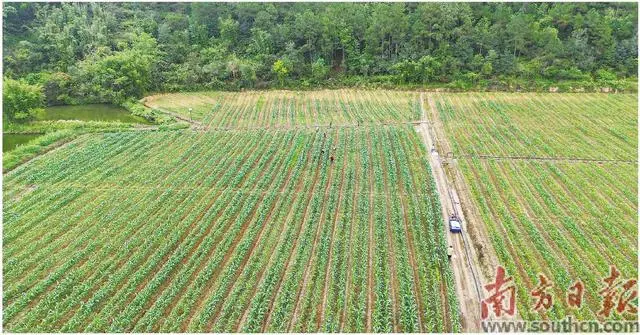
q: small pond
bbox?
[3,133,42,152]
[38,104,151,124]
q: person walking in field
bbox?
[329,145,336,163]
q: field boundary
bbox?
[141,101,207,130]
[452,153,638,164]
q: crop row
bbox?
[3,126,459,332]
[433,92,637,161]
[431,92,637,321]
[144,90,421,129]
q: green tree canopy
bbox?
[3,77,44,122]
[2,2,637,95]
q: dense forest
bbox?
[3,2,638,106]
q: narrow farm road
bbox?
[415,92,484,331]
[142,96,207,130]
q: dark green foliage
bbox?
[3,2,638,99]
[3,77,45,122]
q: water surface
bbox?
[3,133,42,152]
[39,104,150,124]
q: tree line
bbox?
[3,2,637,106]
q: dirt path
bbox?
[450,153,637,165]
[142,98,207,130]
[424,94,502,281]
[415,92,486,331]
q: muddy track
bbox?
[287,131,338,331]
[260,132,328,331]
[425,96,501,283]
[318,137,349,329]
[143,100,206,130]
[425,93,451,154]
[443,93,540,296]
[427,93,498,278]
[447,161,500,280]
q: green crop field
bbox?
[4,90,638,332]
[145,90,422,128]
[4,2,638,332]
[3,90,460,332]
[428,93,638,321]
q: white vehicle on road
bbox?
[449,214,462,233]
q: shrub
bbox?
[3,77,44,122]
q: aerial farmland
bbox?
[3,2,638,334]
[3,89,638,332]
[425,92,638,322]
[4,91,460,332]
